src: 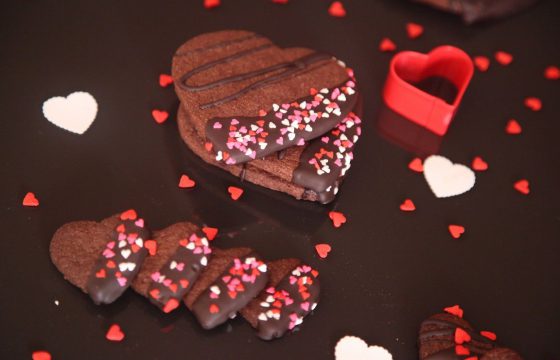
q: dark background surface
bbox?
[1,1,559,359]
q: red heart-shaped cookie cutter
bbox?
[383,46,474,136]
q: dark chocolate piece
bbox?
[254,264,319,340]
[85,210,150,304]
[191,253,269,329]
[146,230,212,313]
[205,79,357,165]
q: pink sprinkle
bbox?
[151,272,161,282]
[297,138,305,146]
[321,137,329,143]
[213,122,222,129]
[231,119,239,125]
[276,137,284,145]
[300,302,310,311]
[117,277,127,287]
[134,219,144,227]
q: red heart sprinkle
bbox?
[524,97,542,111]
[32,351,51,360]
[444,305,464,318]
[202,227,218,241]
[505,119,522,135]
[406,22,424,39]
[328,1,346,17]
[471,156,488,171]
[144,240,157,256]
[455,327,471,344]
[480,330,497,341]
[149,288,160,299]
[473,56,490,72]
[204,0,220,9]
[455,345,470,355]
[22,192,39,207]
[152,109,169,124]
[95,269,106,278]
[408,158,424,173]
[272,0,288,3]
[209,304,220,313]
[328,211,347,228]
[379,38,396,52]
[545,65,559,80]
[159,74,173,87]
[106,324,125,342]
[315,244,332,259]
[178,174,196,188]
[448,225,465,239]
[495,51,513,66]
[204,142,213,152]
[163,298,180,313]
[120,209,137,220]
[227,186,244,200]
[400,199,416,212]
[513,179,530,195]
[464,357,477,360]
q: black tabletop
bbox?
[1,1,559,359]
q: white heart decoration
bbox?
[423,155,476,198]
[42,91,98,134]
[335,336,393,360]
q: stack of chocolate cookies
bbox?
[50,210,320,340]
[172,30,362,204]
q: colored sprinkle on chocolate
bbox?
[328,1,346,17]
[32,351,51,360]
[315,244,331,259]
[448,225,465,239]
[152,109,169,124]
[400,199,416,212]
[495,51,513,66]
[505,119,522,135]
[473,56,490,72]
[379,38,396,52]
[406,22,424,39]
[471,156,488,171]
[444,304,464,318]
[22,192,39,207]
[105,324,125,342]
[408,158,424,173]
[513,179,530,195]
[329,211,347,228]
[524,97,542,112]
[159,74,173,87]
[227,186,244,200]
[178,174,196,188]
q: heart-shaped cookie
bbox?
[419,312,523,359]
[50,210,150,304]
[335,336,393,360]
[172,30,362,204]
[423,155,476,198]
[42,91,98,134]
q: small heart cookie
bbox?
[423,155,476,198]
[335,336,393,360]
[42,91,98,134]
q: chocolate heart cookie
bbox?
[50,209,151,304]
[51,213,320,339]
[172,30,362,204]
[419,312,523,359]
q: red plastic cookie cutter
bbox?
[382,45,474,136]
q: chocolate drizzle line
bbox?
[86,211,150,305]
[191,253,269,330]
[420,317,497,359]
[178,44,332,109]
[147,231,212,313]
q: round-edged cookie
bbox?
[172,30,362,204]
[50,210,151,305]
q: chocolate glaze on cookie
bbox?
[146,230,212,313]
[172,30,361,204]
[191,253,268,329]
[255,264,319,340]
[85,210,150,304]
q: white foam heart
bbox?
[42,91,98,134]
[335,336,393,360]
[423,155,476,198]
